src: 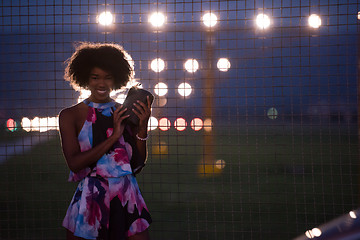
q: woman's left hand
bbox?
[132,96,152,131]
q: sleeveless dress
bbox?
[62,99,152,239]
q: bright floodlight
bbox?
[308,14,321,28]
[154,82,168,96]
[178,82,192,97]
[159,118,171,131]
[98,11,114,26]
[202,12,218,27]
[174,118,187,131]
[256,14,271,29]
[149,12,165,27]
[217,58,231,72]
[148,116,158,131]
[151,58,165,72]
[190,118,203,131]
[184,59,199,73]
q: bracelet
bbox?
[136,133,149,141]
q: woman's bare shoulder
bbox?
[59,102,87,120]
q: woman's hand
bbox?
[132,96,152,133]
[112,105,130,139]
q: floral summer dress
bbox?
[62,99,152,239]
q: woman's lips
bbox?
[97,89,107,94]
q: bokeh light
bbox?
[178,82,192,97]
[256,13,271,29]
[151,58,165,72]
[158,118,171,131]
[148,116,158,131]
[149,12,165,27]
[154,82,168,96]
[152,141,168,155]
[98,11,114,26]
[217,58,231,72]
[312,228,322,237]
[174,118,187,131]
[350,211,357,219]
[190,118,203,131]
[184,59,199,73]
[308,14,321,28]
[215,159,226,169]
[203,118,213,132]
[6,118,17,132]
[202,12,218,27]
[267,107,278,120]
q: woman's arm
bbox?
[131,96,152,172]
[59,105,129,173]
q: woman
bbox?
[59,42,152,240]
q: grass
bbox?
[0,124,358,239]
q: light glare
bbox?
[98,11,114,26]
[154,82,168,96]
[256,14,271,29]
[151,58,165,72]
[184,59,199,73]
[174,118,187,131]
[159,118,171,131]
[217,58,231,72]
[178,82,192,97]
[190,118,203,131]
[148,117,158,131]
[149,12,165,27]
[202,13,218,27]
[308,14,321,28]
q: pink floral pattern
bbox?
[63,100,151,239]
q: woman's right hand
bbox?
[112,105,130,139]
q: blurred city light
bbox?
[217,58,231,72]
[6,118,17,132]
[154,82,168,96]
[350,211,357,219]
[190,118,203,131]
[178,82,192,97]
[151,58,165,72]
[203,118,213,132]
[267,107,278,120]
[158,118,171,131]
[202,12,218,27]
[148,116,158,131]
[184,59,199,73]
[149,12,165,27]
[21,117,59,132]
[98,11,114,26]
[215,159,226,170]
[312,228,322,237]
[256,13,271,29]
[174,118,187,131]
[308,14,321,28]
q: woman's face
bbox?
[88,67,115,103]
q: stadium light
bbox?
[174,118,187,131]
[151,58,165,72]
[202,12,218,27]
[308,14,321,28]
[217,58,231,72]
[159,118,171,131]
[190,118,203,131]
[148,116,158,131]
[98,11,114,26]
[184,59,199,73]
[178,82,192,97]
[256,13,271,29]
[149,12,165,27]
[154,82,168,96]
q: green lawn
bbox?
[0,125,358,239]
